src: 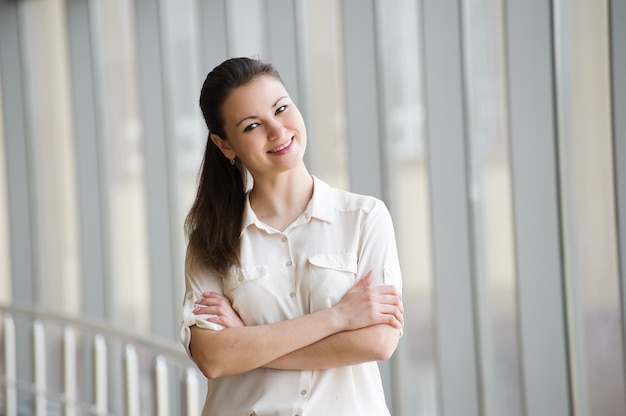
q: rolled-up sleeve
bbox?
[179,258,226,358]
[358,198,404,336]
[358,199,403,291]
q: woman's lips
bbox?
[268,137,294,154]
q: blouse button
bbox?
[290,292,296,298]
[285,260,293,267]
[281,236,287,242]
[300,389,307,395]
[238,275,244,282]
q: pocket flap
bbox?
[222,264,269,293]
[307,253,357,274]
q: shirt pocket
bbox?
[222,264,269,295]
[307,252,357,311]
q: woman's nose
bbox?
[268,121,286,140]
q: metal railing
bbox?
[0,304,204,416]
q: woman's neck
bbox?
[249,164,314,231]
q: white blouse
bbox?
[180,176,403,416]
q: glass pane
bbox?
[159,0,205,321]
[92,0,150,330]
[462,1,523,414]
[297,0,349,189]
[21,0,81,313]
[225,0,266,58]
[554,1,626,414]
[377,1,438,414]
[0,65,11,304]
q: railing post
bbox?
[124,344,140,416]
[93,334,108,415]
[1,306,196,415]
[182,367,200,416]
[155,355,170,416]
[33,319,47,416]
[4,314,17,416]
[63,326,77,416]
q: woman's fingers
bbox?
[377,302,404,328]
[193,292,245,328]
[336,279,404,331]
[362,291,404,328]
[369,284,402,297]
[193,292,224,312]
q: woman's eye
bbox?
[275,105,287,115]
[243,123,259,132]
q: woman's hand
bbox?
[193,292,245,328]
[333,270,404,331]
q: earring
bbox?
[230,158,236,165]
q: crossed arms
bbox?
[188,270,403,379]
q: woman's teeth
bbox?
[269,138,293,153]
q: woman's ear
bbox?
[210,133,236,161]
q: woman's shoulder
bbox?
[314,176,386,215]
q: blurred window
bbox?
[462,1,523,414]
[554,1,626,414]
[377,0,438,414]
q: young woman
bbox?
[181,57,404,416]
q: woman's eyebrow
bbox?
[272,95,288,107]
[235,96,289,127]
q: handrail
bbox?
[0,302,191,367]
[0,302,202,416]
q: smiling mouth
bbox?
[268,137,294,154]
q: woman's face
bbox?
[212,75,307,179]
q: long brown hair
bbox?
[185,57,283,275]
